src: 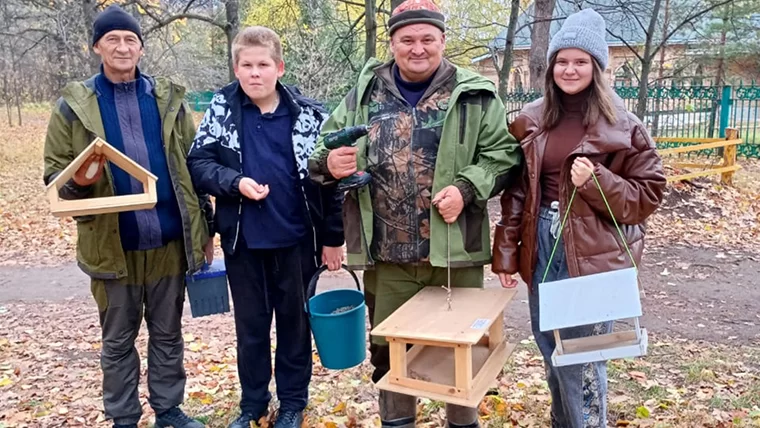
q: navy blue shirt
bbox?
[95,68,182,251]
[394,64,436,107]
[239,86,307,249]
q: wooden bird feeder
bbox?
[538,267,648,367]
[370,286,517,407]
[46,137,157,217]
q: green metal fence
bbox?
[187,82,760,158]
[503,82,760,158]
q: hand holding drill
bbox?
[324,125,372,192]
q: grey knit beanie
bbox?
[547,8,608,70]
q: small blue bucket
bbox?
[306,264,366,370]
[185,259,230,318]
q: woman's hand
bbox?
[498,273,518,288]
[571,157,595,187]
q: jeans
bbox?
[529,205,612,428]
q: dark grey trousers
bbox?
[90,240,187,425]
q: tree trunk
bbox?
[635,0,663,120]
[300,0,320,26]
[391,0,403,13]
[528,0,555,91]
[498,0,521,100]
[651,0,670,137]
[225,0,240,82]
[82,0,100,74]
[365,0,377,61]
[708,8,729,139]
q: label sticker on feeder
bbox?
[470,318,489,329]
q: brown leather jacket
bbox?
[492,94,666,290]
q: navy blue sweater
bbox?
[239,87,307,249]
[95,69,182,251]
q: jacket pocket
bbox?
[342,192,362,254]
[457,201,485,253]
[76,222,101,268]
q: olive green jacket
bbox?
[43,74,211,279]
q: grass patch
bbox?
[683,359,720,384]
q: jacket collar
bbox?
[373,58,457,104]
[222,80,325,118]
[514,91,632,156]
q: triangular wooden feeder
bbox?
[538,267,648,367]
[46,137,158,217]
[371,286,517,407]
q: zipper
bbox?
[164,84,196,274]
[232,149,243,253]
[459,101,467,145]
[411,106,419,259]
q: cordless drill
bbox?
[323,124,372,192]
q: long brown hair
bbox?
[542,51,617,129]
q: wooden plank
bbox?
[455,345,473,391]
[470,341,514,400]
[98,139,158,182]
[398,337,459,349]
[553,330,564,354]
[377,342,516,407]
[551,329,648,367]
[538,267,641,332]
[488,315,504,351]
[561,330,639,354]
[388,340,407,379]
[671,163,720,169]
[722,128,739,185]
[49,194,157,217]
[406,344,491,387]
[655,137,723,143]
[658,139,742,155]
[46,138,100,191]
[371,287,517,345]
[393,374,463,398]
[666,165,741,183]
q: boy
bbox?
[186,26,344,428]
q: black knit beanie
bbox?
[92,5,143,46]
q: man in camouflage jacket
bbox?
[308,0,523,426]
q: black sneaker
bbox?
[227,412,260,428]
[113,424,138,428]
[154,407,204,428]
[273,410,304,428]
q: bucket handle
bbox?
[305,264,361,317]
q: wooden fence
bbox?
[655,128,741,185]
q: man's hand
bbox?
[327,146,358,179]
[73,154,105,186]
[203,237,214,264]
[239,177,269,200]
[432,185,464,224]
[497,273,518,288]
[322,246,344,271]
[571,157,595,188]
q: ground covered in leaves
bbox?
[1,109,760,427]
[1,300,759,428]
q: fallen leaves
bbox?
[0,299,758,427]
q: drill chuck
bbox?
[323,125,370,150]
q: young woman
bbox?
[491,8,666,428]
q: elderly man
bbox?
[308,0,522,426]
[42,5,212,428]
